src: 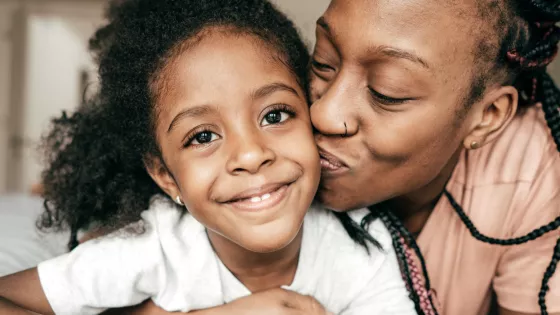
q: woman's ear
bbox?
[144,154,180,199]
[463,85,518,150]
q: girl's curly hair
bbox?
[38,0,310,250]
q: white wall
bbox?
[0,0,20,194]
[1,0,103,193]
[17,15,95,192]
[271,0,330,48]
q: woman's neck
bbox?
[389,148,462,236]
[207,228,303,293]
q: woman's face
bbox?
[310,0,485,210]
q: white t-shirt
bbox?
[37,198,415,315]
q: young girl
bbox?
[0,0,415,314]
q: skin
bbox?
[0,30,327,314]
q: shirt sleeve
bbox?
[341,220,417,315]
[37,210,164,315]
[493,139,560,313]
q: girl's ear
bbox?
[463,85,518,150]
[144,154,180,199]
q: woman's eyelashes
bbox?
[310,57,413,107]
[368,87,411,106]
[311,59,335,72]
[183,104,297,148]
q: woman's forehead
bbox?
[320,0,489,78]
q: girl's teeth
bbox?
[248,193,272,203]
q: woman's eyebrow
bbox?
[369,45,431,70]
[316,16,331,34]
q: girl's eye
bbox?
[189,131,219,146]
[368,87,411,105]
[261,110,291,126]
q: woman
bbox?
[37,0,560,314]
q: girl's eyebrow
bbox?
[167,82,298,133]
[168,105,213,133]
[251,82,300,100]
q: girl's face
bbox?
[149,31,320,253]
[310,0,497,210]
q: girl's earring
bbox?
[470,141,481,150]
[175,196,184,206]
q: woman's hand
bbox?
[105,288,332,315]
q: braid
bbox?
[445,189,560,315]
[373,210,424,314]
[363,206,439,315]
[382,208,437,310]
[539,238,560,315]
[538,72,560,151]
[444,190,560,245]
[523,0,560,21]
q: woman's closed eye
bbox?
[311,59,335,72]
[368,87,412,106]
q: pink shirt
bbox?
[418,105,560,314]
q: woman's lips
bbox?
[318,149,348,173]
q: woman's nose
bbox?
[310,78,358,137]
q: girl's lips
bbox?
[226,184,290,212]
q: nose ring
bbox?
[343,122,348,137]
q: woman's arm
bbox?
[0,268,54,315]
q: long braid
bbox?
[538,72,560,151]
[445,190,560,245]
[382,205,437,315]
[362,207,438,315]
[539,238,560,315]
[374,210,424,314]
[446,189,560,315]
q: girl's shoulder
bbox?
[306,204,392,251]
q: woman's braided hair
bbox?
[359,1,560,314]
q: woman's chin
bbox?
[316,185,365,212]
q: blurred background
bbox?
[0,0,330,195]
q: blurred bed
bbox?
[0,194,68,276]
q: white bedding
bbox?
[0,194,68,276]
